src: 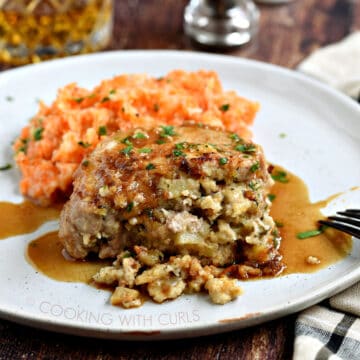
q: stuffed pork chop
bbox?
[59,123,282,273]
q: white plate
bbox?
[0,51,359,340]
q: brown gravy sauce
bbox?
[270,166,351,274]
[0,166,352,283]
[0,200,60,240]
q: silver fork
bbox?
[319,209,360,239]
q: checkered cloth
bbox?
[294,32,360,359]
[294,293,360,359]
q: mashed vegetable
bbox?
[13,70,259,206]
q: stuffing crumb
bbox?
[306,255,321,265]
[111,286,142,308]
[205,277,242,304]
[93,249,245,307]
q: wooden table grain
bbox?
[1,1,359,359]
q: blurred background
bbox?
[0,0,358,69]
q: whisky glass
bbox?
[0,0,113,65]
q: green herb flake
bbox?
[0,163,12,171]
[279,133,287,138]
[267,194,276,202]
[138,147,152,154]
[33,127,44,141]
[153,103,159,112]
[157,139,166,145]
[249,180,260,191]
[98,125,107,136]
[297,229,323,239]
[73,97,84,103]
[275,221,284,228]
[121,145,133,156]
[101,96,110,103]
[122,251,132,258]
[271,170,289,183]
[78,141,91,148]
[109,89,116,95]
[219,157,228,165]
[250,162,260,173]
[18,138,29,154]
[81,160,90,167]
[87,93,96,99]
[235,144,256,154]
[175,142,185,150]
[133,132,147,139]
[160,125,176,137]
[121,137,132,146]
[5,95,14,102]
[219,104,230,112]
[146,163,156,170]
[230,133,241,142]
[126,202,134,212]
[173,149,184,157]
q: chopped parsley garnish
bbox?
[138,147,152,153]
[133,132,147,139]
[33,127,44,141]
[18,138,29,153]
[101,96,110,103]
[271,170,289,183]
[0,163,12,171]
[249,180,260,191]
[153,103,159,112]
[297,226,327,239]
[267,194,276,202]
[279,133,287,138]
[78,141,91,148]
[121,145,133,155]
[250,162,260,173]
[157,139,166,144]
[146,163,156,170]
[219,103,230,112]
[109,89,116,95]
[175,142,185,150]
[73,97,84,103]
[160,125,176,137]
[219,157,228,165]
[98,125,107,136]
[230,133,241,142]
[81,160,90,167]
[126,202,134,212]
[235,144,256,154]
[122,250,136,258]
[121,137,132,146]
[173,149,184,157]
[275,221,284,227]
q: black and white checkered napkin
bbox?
[293,32,360,360]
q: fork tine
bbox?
[328,215,360,228]
[337,210,360,220]
[319,220,360,239]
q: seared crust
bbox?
[59,123,280,269]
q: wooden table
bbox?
[0,1,359,359]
